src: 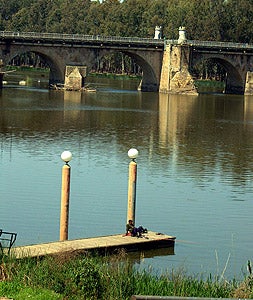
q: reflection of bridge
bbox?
[1,31,253,94]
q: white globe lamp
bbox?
[61,151,72,164]
[128,148,139,160]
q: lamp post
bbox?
[127,148,139,225]
[59,151,72,241]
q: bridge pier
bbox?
[64,66,87,90]
[138,79,159,92]
[223,70,245,95]
[225,81,244,95]
[244,71,253,95]
[0,73,3,89]
[0,59,4,89]
[159,44,197,95]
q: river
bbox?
[0,70,253,280]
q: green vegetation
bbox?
[5,66,50,73]
[88,72,142,80]
[194,80,225,93]
[0,251,253,300]
[1,0,253,43]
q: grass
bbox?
[0,251,253,300]
[0,282,61,300]
[88,72,142,80]
[5,66,49,73]
[194,79,225,93]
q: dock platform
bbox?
[11,231,176,259]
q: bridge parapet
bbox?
[0,31,165,48]
[166,39,253,51]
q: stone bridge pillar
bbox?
[245,71,253,95]
[159,26,197,94]
[0,73,3,89]
[159,44,197,94]
[0,59,4,89]
[64,66,87,90]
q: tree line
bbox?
[1,0,252,78]
[1,0,253,43]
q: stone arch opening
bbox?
[191,56,244,95]
[125,51,159,92]
[6,50,63,86]
[91,51,142,75]
[89,49,159,92]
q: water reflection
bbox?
[125,246,175,266]
[1,90,253,185]
[158,93,253,185]
[1,88,253,186]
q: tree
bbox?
[225,0,253,43]
[58,0,91,34]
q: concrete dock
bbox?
[11,231,176,259]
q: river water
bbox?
[1,71,253,280]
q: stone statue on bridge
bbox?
[177,27,187,44]
[154,26,162,39]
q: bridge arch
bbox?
[5,47,161,91]
[122,50,160,91]
[192,54,245,94]
[94,48,161,91]
[4,47,66,85]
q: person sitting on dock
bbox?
[126,220,147,237]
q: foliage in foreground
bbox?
[0,251,253,300]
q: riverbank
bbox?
[194,79,225,93]
[4,66,141,80]
[0,252,252,300]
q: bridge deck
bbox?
[11,231,176,258]
[1,31,253,51]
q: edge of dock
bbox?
[12,231,176,259]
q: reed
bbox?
[0,251,252,300]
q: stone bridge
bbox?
[1,30,253,94]
[0,31,164,92]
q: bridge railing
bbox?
[166,39,253,50]
[1,31,253,50]
[0,31,165,46]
